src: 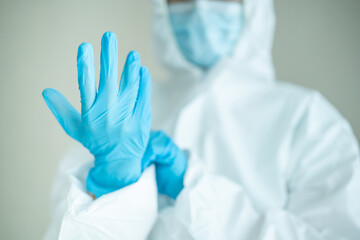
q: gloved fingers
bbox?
[134,66,151,120]
[97,32,119,107]
[42,88,81,141]
[77,42,96,116]
[148,131,176,165]
[117,51,141,116]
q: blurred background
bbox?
[0,0,359,239]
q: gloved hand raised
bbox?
[42,32,151,198]
[144,131,188,199]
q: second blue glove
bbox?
[143,131,188,199]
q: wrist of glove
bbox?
[86,156,143,198]
[86,129,187,200]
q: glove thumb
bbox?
[42,88,81,141]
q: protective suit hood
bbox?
[151,0,276,83]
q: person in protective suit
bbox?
[42,0,360,239]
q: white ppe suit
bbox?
[44,0,360,239]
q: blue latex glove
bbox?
[42,32,152,198]
[144,131,188,199]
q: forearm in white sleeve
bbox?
[43,145,158,240]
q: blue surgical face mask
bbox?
[168,1,244,69]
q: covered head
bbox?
[151,0,276,83]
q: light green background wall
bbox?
[0,0,359,239]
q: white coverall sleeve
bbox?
[43,146,158,240]
[148,93,360,240]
